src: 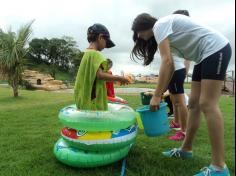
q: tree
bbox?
[0,21,33,97]
[28,38,49,64]
[27,36,82,79]
[69,51,84,79]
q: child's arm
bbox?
[96,68,130,85]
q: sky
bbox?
[0,0,235,75]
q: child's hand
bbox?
[119,77,130,85]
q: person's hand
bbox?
[150,95,161,112]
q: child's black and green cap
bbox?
[87,23,115,48]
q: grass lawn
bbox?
[0,86,234,176]
[114,83,192,89]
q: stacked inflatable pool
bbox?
[54,103,137,168]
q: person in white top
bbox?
[168,56,190,141]
[167,10,190,141]
[131,10,232,175]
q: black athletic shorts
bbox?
[168,68,186,94]
[192,43,232,81]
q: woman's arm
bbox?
[150,38,175,111]
[96,68,130,85]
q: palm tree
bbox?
[0,21,34,97]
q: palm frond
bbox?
[0,20,33,85]
[16,20,34,49]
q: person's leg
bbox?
[164,95,174,116]
[168,70,182,128]
[163,62,202,154]
[192,44,231,176]
[169,93,188,141]
[196,44,231,168]
[199,80,225,168]
[170,93,188,131]
[170,93,179,124]
[181,81,201,151]
[163,81,201,155]
[168,71,179,122]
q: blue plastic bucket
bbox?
[136,102,170,137]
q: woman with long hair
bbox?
[131,10,231,176]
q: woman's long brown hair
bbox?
[131,13,158,66]
[131,11,189,66]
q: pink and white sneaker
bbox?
[169,120,181,130]
[169,131,185,141]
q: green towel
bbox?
[74,49,108,111]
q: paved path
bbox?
[0,83,191,95]
[51,88,191,95]
[52,88,155,94]
[0,84,9,87]
[115,88,155,95]
[1,84,233,97]
[116,88,191,95]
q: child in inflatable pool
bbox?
[74,24,130,111]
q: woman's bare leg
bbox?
[199,79,225,168]
[181,81,201,151]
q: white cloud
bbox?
[0,0,235,75]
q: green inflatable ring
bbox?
[59,103,136,131]
[54,138,131,168]
[61,125,137,151]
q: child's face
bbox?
[97,34,107,51]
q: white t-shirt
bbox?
[173,57,185,71]
[153,14,229,64]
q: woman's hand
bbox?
[150,95,161,112]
